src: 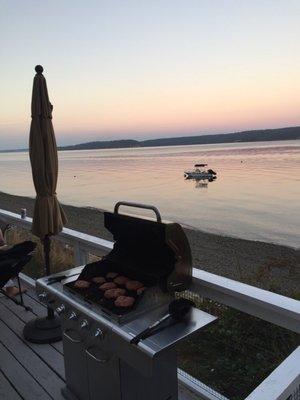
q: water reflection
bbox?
[185,175,217,189]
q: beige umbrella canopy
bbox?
[29,65,67,238]
[24,65,67,343]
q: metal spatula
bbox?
[47,272,80,285]
[130,298,194,345]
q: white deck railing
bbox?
[0,208,299,400]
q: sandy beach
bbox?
[0,190,299,297]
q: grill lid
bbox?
[105,211,174,279]
[104,202,192,292]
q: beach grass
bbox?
[5,227,75,278]
[177,302,299,399]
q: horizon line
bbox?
[1,124,299,153]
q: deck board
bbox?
[0,370,22,400]
[0,282,66,399]
[0,303,65,380]
[0,343,52,400]
[0,319,65,399]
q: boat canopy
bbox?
[194,163,207,167]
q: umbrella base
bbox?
[23,315,62,344]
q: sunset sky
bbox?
[0,0,299,150]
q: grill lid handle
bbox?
[114,201,162,223]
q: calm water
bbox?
[0,140,299,248]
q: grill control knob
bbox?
[94,328,104,340]
[68,311,78,320]
[38,292,47,300]
[80,319,89,329]
[56,304,65,315]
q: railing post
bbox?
[244,346,300,400]
[73,242,88,266]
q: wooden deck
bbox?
[0,277,199,400]
[0,278,65,400]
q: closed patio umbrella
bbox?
[29,65,66,238]
[23,65,67,343]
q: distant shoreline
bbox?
[0,190,298,297]
[1,125,299,153]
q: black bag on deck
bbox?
[0,240,36,289]
[0,255,32,288]
[0,240,36,262]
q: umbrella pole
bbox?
[43,235,55,319]
[23,235,61,343]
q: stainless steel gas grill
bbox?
[36,202,217,400]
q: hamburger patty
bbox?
[125,280,144,291]
[99,282,117,291]
[114,276,130,285]
[114,296,135,308]
[74,280,91,289]
[104,288,126,299]
[92,276,106,284]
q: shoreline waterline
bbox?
[0,189,298,249]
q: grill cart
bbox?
[36,202,217,400]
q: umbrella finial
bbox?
[35,65,44,74]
